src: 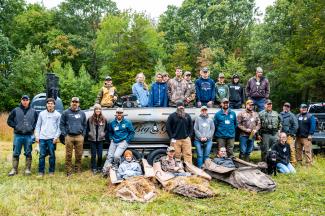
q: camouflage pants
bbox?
[216,138,235,157]
[171,137,192,164]
[287,135,297,165]
[260,133,278,161]
[295,137,313,165]
[65,135,84,175]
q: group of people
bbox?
[165,98,316,174]
[96,67,268,109]
[6,66,316,178]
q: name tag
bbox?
[298,117,303,120]
[225,120,230,125]
[114,126,119,131]
[283,147,287,152]
[250,118,255,122]
[202,123,208,127]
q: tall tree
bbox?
[97,12,166,95]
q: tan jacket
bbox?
[167,77,190,106]
[185,80,196,107]
[237,109,261,136]
[96,85,117,107]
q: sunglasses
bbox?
[72,101,79,103]
[186,74,191,77]
[116,112,123,114]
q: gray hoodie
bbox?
[194,114,215,140]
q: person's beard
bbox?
[176,108,186,118]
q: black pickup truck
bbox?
[309,103,325,154]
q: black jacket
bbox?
[60,108,87,136]
[166,112,193,140]
[7,104,38,135]
[272,143,291,165]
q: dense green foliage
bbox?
[0,0,324,111]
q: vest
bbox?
[88,117,106,141]
[14,107,36,134]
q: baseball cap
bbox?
[200,106,208,110]
[265,99,272,104]
[232,74,240,79]
[71,97,79,102]
[246,99,254,105]
[184,71,191,76]
[167,146,175,152]
[283,102,291,107]
[105,76,112,80]
[116,107,124,113]
[218,73,225,78]
[202,67,209,72]
[176,100,184,108]
[21,95,30,100]
[221,98,229,103]
[300,104,308,108]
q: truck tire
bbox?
[147,149,167,165]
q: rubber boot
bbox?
[25,157,32,175]
[239,153,244,160]
[8,157,19,176]
[244,155,250,162]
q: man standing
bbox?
[95,76,118,108]
[228,74,245,109]
[215,73,229,106]
[183,71,196,107]
[193,106,215,168]
[195,67,215,108]
[214,98,237,157]
[280,102,298,165]
[258,100,281,161]
[166,101,193,164]
[148,72,168,107]
[167,67,190,107]
[103,108,135,172]
[7,95,38,176]
[237,100,261,161]
[295,104,316,166]
[246,67,270,112]
[60,97,87,176]
[35,98,61,176]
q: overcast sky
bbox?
[26,0,275,19]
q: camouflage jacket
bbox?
[168,77,190,106]
[160,156,185,173]
[259,110,281,134]
[185,80,196,107]
[237,109,261,136]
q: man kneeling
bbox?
[213,147,236,168]
[117,150,142,180]
[160,146,191,177]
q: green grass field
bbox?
[0,141,324,216]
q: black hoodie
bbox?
[228,79,245,104]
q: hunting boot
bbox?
[25,157,32,175]
[244,155,250,162]
[8,157,19,176]
[239,153,244,160]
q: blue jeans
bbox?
[39,139,56,173]
[13,133,33,158]
[252,98,265,112]
[193,139,213,168]
[239,135,255,156]
[276,163,296,174]
[90,141,103,170]
[107,140,128,165]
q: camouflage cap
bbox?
[167,146,175,152]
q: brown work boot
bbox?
[8,157,19,176]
